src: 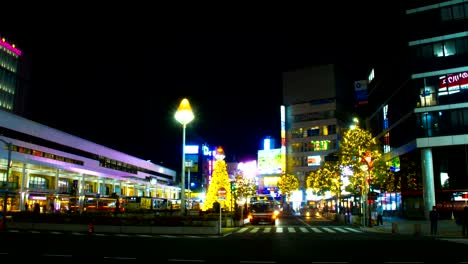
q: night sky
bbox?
[2,5,404,171]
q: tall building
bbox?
[282,64,355,206]
[366,0,468,219]
[0,34,30,115]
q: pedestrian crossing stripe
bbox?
[311,227,322,233]
[234,226,362,234]
[250,228,259,233]
[321,227,336,233]
[333,227,349,233]
[343,227,362,233]
[238,227,249,233]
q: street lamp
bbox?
[175,98,194,215]
[0,139,12,221]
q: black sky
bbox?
[2,4,404,170]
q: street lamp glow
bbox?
[175,98,194,125]
[175,98,194,215]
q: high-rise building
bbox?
[0,34,30,115]
[282,64,355,205]
[366,0,468,219]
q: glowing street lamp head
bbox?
[175,98,195,125]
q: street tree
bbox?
[338,123,385,196]
[233,172,257,203]
[277,173,299,203]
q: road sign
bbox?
[218,187,227,201]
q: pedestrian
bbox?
[377,205,384,226]
[463,206,468,238]
[429,205,439,235]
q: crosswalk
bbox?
[234,226,362,234]
[5,225,363,238]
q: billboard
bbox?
[258,148,282,175]
[354,80,368,105]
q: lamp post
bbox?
[0,139,12,220]
[175,98,194,215]
[185,160,194,207]
[361,152,373,227]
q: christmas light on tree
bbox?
[202,146,233,211]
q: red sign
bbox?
[218,187,227,200]
[439,71,468,88]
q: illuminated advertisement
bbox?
[439,71,468,96]
[185,154,199,172]
[389,157,400,172]
[185,145,199,154]
[258,148,282,175]
[307,155,321,166]
[280,105,286,173]
[237,160,257,179]
[354,80,368,105]
[263,176,280,187]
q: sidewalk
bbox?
[362,217,466,238]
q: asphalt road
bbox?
[1,215,468,263]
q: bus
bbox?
[248,195,281,225]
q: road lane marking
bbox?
[312,261,349,264]
[276,227,283,233]
[44,254,72,257]
[161,235,177,238]
[343,227,362,233]
[50,231,62,235]
[321,227,336,233]
[104,257,137,260]
[240,261,277,263]
[168,259,205,262]
[288,227,296,233]
[136,234,153,237]
[250,228,259,233]
[237,227,249,233]
[264,227,271,233]
[333,227,349,233]
[72,232,85,235]
[311,227,323,233]
[299,227,309,233]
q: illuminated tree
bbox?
[306,161,341,196]
[202,146,233,211]
[338,123,385,196]
[277,173,299,202]
[233,172,257,202]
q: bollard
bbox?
[414,223,421,236]
[392,222,399,234]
